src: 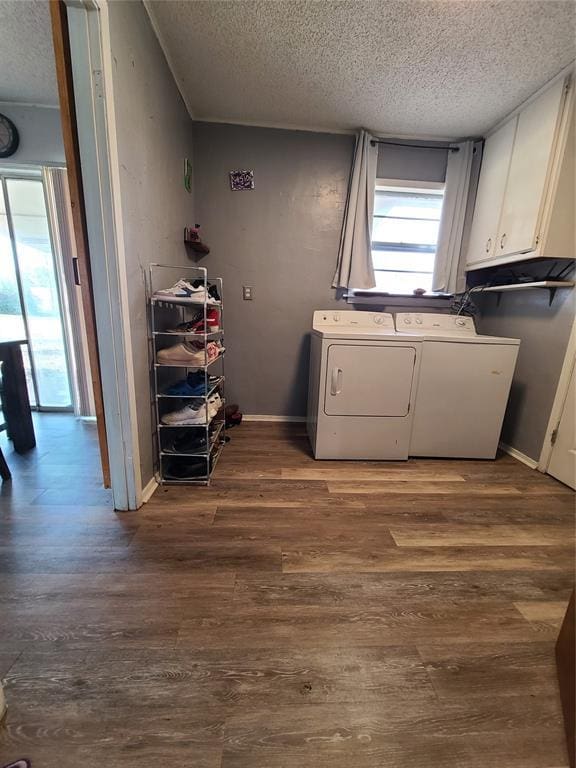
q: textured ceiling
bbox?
[147,0,575,137]
[0,0,58,105]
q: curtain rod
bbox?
[370,139,459,152]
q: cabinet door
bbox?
[497,78,566,258]
[466,118,516,266]
[324,344,416,417]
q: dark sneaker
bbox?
[171,431,209,454]
[164,457,212,479]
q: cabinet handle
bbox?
[330,367,343,395]
[485,238,492,253]
[500,233,507,249]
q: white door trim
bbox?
[66,0,142,509]
[538,314,576,473]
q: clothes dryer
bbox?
[307,311,421,459]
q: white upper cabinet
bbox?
[466,73,574,271]
[497,78,566,258]
[466,118,516,265]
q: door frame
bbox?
[538,314,576,473]
[50,0,143,509]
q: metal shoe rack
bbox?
[148,263,226,485]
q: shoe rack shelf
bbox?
[153,354,224,370]
[153,330,223,341]
[148,263,226,486]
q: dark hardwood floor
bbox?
[0,417,574,767]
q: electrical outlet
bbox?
[243,286,253,301]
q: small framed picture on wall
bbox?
[229,170,254,191]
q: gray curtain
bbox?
[432,140,475,294]
[332,129,378,290]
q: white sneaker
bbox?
[153,279,206,303]
[207,393,222,417]
[157,342,220,366]
[161,402,210,425]
[187,288,220,306]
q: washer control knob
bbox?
[373,315,385,325]
[404,318,412,324]
[456,318,466,327]
[415,317,423,325]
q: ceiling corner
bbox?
[142,0,195,121]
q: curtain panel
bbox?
[432,140,476,294]
[332,129,378,290]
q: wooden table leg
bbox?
[0,446,10,481]
[0,343,36,454]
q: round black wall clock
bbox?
[0,114,19,158]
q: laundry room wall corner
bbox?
[102,0,197,492]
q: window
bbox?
[370,180,444,295]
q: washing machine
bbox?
[394,313,520,459]
[307,310,421,460]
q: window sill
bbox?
[344,292,453,308]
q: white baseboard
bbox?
[499,441,539,470]
[243,415,307,423]
[141,477,159,504]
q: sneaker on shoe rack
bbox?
[190,281,221,305]
[157,341,221,366]
[163,373,202,396]
[171,430,209,454]
[157,342,202,365]
[164,373,219,397]
[153,279,206,303]
[207,392,223,418]
[164,456,212,479]
[207,340,224,357]
[163,427,209,454]
[190,308,220,333]
[167,308,220,334]
[165,311,203,333]
[183,286,219,305]
[161,401,211,425]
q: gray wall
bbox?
[0,104,64,166]
[476,272,574,461]
[377,142,448,182]
[193,122,352,417]
[193,124,454,418]
[108,0,195,486]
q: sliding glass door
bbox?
[0,173,72,409]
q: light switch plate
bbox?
[243,286,253,301]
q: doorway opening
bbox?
[1,169,78,411]
[0,165,107,504]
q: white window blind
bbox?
[369,183,444,295]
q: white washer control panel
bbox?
[313,310,395,330]
[395,313,476,335]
